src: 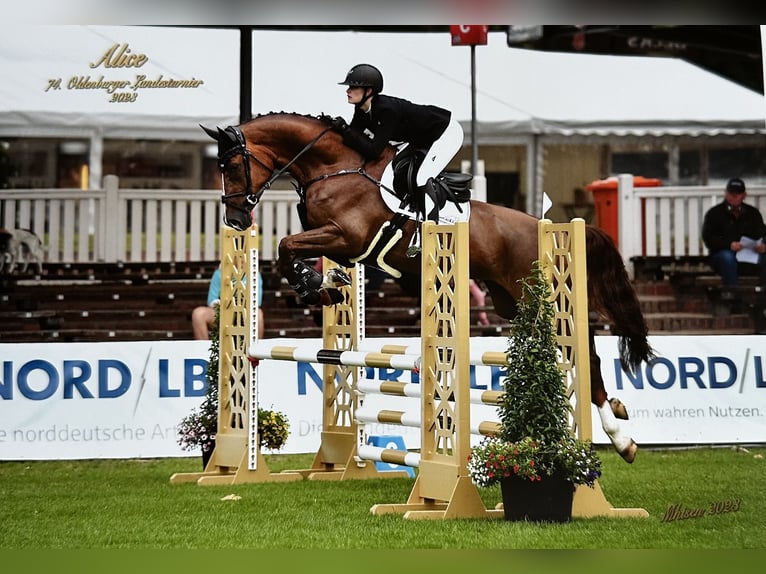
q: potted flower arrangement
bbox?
[467,262,602,522]
[177,307,289,468]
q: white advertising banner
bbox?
[593,335,766,445]
[2,335,765,461]
[0,340,211,460]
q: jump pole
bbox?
[239,218,646,518]
[247,221,498,518]
[169,224,301,485]
[267,258,413,481]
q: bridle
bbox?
[218,126,275,211]
[218,124,335,210]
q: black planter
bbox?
[201,440,215,470]
[500,470,575,523]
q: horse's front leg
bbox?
[277,224,357,305]
[589,337,638,463]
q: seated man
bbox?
[701,177,766,286]
[193,267,264,340]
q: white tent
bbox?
[249,29,765,139]
[3,26,763,138]
[2,26,764,203]
[0,25,240,140]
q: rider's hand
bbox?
[330,116,348,133]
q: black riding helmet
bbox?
[339,64,383,108]
[339,63,384,92]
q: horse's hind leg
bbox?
[589,337,637,463]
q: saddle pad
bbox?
[379,186,471,225]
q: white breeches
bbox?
[381,117,464,191]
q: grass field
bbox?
[1,446,764,551]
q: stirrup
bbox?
[406,226,421,257]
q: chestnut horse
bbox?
[203,112,654,463]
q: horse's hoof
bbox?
[609,397,629,420]
[316,289,343,306]
[619,440,638,464]
[323,268,352,288]
[324,287,345,305]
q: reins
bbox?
[220,124,336,208]
[253,124,335,202]
[221,121,391,209]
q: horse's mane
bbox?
[249,111,335,126]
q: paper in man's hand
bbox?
[736,236,763,264]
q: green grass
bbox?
[1,446,764,550]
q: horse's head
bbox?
[202,124,275,231]
[203,113,372,231]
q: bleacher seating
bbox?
[631,255,766,334]
[263,271,509,339]
[0,262,217,342]
[0,261,509,343]
[2,257,764,343]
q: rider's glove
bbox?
[330,116,349,133]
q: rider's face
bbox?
[346,86,367,106]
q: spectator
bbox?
[193,266,264,340]
[469,279,490,326]
[701,177,766,286]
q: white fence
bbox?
[3,173,765,270]
[0,175,301,264]
[617,173,766,273]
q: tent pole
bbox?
[470,44,478,177]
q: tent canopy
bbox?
[1,27,764,141]
[0,25,240,139]
[250,30,766,140]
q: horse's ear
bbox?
[200,124,219,141]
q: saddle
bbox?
[391,148,472,222]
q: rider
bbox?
[330,63,464,251]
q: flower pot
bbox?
[500,469,575,523]
[201,440,215,470]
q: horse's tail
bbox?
[585,225,655,374]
